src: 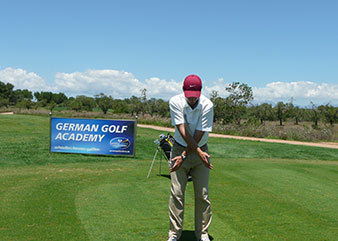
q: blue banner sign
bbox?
[50,117,136,156]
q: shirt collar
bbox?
[184,98,202,111]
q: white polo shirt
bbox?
[169,93,214,147]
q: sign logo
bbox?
[110,137,130,149]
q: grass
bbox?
[0,114,338,240]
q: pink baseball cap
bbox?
[183,74,202,98]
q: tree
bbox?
[309,102,320,127]
[147,98,158,117]
[52,93,68,105]
[36,99,48,108]
[274,101,287,126]
[16,99,33,110]
[34,91,67,106]
[0,81,34,106]
[76,96,96,111]
[319,104,337,126]
[14,89,33,102]
[129,96,142,116]
[66,96,96,112]
[209,90,218,102]
[256,103,273,124]
[34,91,53,104]
[157,99,170,117]
[210,91,226,123]
[225,82,253,105]
[95,93,112,115]
[140,88,147,116]
[0,98,9,108]
[284,101,298,124]
[68,98,82,112]
[293,106,304,125]
[112,99,130,114]
[0,81,16,105]
[48,101,56,112]
[224,82,253,124]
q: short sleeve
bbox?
[196,101,213,132]
[169,96,185,126]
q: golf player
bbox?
[167,74,214,241]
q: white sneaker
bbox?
[167,237,177,241]
[200,236,210,241]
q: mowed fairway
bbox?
[0,115,337,241]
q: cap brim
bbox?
[184,90,201,98]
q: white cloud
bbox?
[54,69,143,98]
[143,77,181,99]
[204,78,230,98]
[253,81,338,105]
[53,70,183,99]
[0,67,50,91]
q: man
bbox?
[167,74,214,241]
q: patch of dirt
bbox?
[0,112,14,115]
[137,124,338,149]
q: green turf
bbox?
[0,114,337,240]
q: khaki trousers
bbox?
[168,142,212,240]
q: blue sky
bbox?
[0,0,337,106]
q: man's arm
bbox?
[170,124,213,172]
[181,128,204,156]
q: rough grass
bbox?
[213,121,338,142]
[0,114,338,240]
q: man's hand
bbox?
[170,155,184,172]
[175,124,213,169]
[197,149,214,170]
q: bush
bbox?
[213,121,337,142]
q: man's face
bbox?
[186,97,199,107]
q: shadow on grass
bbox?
[158,174,171,179]
[179,230,214,241]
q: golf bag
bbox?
[147,133,174,178]
[159,133,174,160]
